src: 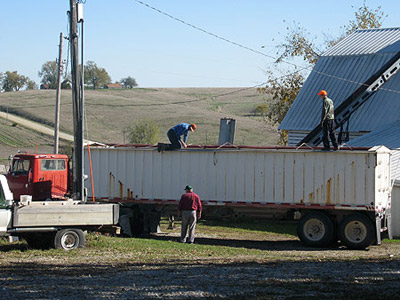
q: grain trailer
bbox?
[85,144,391,249]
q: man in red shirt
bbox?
[178,185,202,244]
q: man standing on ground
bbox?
[178,185,202,244]
[318,90,338,151]
[158,123,197,152]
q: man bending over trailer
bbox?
[158,123,197,152]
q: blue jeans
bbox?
[166,129,182,150]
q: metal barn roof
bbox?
[346,120,400,149]
[323,27,400,56]
[279,27,400,133]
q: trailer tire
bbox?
[297,212,335,247]
[338,213,375,250]
[54,229,85,250]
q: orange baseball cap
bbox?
[190,124,197,130]
[317,90,327,96]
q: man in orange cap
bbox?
[158,123,197,152]
[318,90,338,151]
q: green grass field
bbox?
[0,88,278,160]
[0,219,398,265]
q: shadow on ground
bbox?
[148,233,345,252]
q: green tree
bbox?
[38,61,58,89]
[277,1,386,65]
[121,76,138,89]
[1,71,28,92]
[84,61,111,89]
[126,120,160,144]
[259,1,386,145]
[258,71,304,144]
[26,79,37,90]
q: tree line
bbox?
[0,60,138,92]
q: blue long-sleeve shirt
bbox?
[172,123,191,143]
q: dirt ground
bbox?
[0,230,400,300]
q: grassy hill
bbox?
[0,88,278,160]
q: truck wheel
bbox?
[24,233,53,249]
[297,212,335,247]
[54,229,85,250]
[338,213,375,250]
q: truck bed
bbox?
[13,201,119,227]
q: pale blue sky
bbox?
[0,0,399,87]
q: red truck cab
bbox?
[7,153,69,201]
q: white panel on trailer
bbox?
[391,149,400,181]
[84,146,390,211]
[391,182,400,237]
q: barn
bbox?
[278,27,400,237]
[279,27,400,148]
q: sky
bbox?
[0,0,399,88]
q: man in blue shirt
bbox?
[158,123,197,152]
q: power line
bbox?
[132,0,299,69]
[132,0,400,97]
[312,69,400,95]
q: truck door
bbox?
[35,158,68,200]
[0,179,12,233]
[7,157,32,200]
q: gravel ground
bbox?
[1,259,400,299]
[1,236,400,300]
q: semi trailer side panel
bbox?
[84,146,390,211]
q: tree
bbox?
[38,61,58,89]
[277,1,387,66]
[1,71,28,92]
[121,76,138,89]
[258,71,304,144]
[126,120,160,144]
[84,61,111,89]
[26,79,38,90]
[259,1,386,144]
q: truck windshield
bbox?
[12,159,30,175]
[41,159,66,171]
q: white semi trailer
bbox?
[84,144,392,250]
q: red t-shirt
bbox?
[178,192,202,211]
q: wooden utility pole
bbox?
[54,32,63,154]
[69,0,84,200]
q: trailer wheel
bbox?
[338,213,375,250]
[297,212,335,247]
[54,229,85,250]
